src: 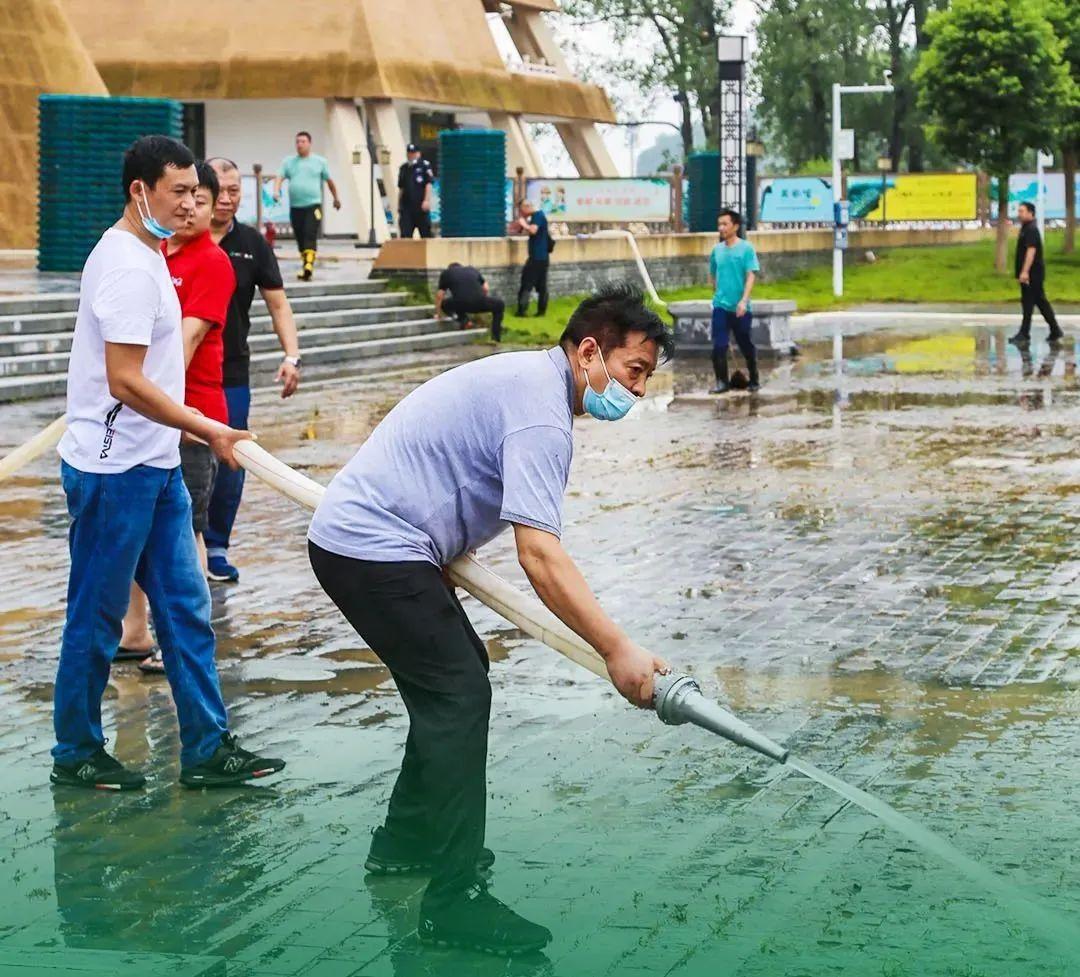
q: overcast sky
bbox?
[488,1,758,176]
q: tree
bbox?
[915,0,1072,271]
[1045,0,1080,253]
[752,0,879,168]
[561,0,730,159]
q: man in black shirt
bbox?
[512,200,551,317]
[397,144,434,239]
[205,157,303,583]
[434,262,504,341]
[1010,200,1063,347]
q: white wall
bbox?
[202,98,355,236]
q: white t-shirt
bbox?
[59,227,184,474]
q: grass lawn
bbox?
[500,229,1080,346]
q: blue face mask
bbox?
[136,185,175,240]
[582,346,638,421]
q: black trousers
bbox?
[443,295,505,341]
[399,207,432,239]
[1019,275,1060,334]
[308,542,490,908]
[290,205,321,254]
[517,257,549,315]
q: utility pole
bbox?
[832,79,894,296]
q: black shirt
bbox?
[1015,221,1044,279]
[398,159,434,211]
[218,221,285,387]
[525,210,550,261]
[437,264,486,304]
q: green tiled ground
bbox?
[2,325,1079,976]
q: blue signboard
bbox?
[757,176,833,223]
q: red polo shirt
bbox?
[164,231,236,424]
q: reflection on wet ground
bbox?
[2,323,1080,975]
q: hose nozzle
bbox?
[653,673,789,764]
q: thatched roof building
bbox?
[61,0,614,125]
[0,0,106,249]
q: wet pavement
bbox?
[2,322,1080,976]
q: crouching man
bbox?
[307,282,672,955]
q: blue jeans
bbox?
[205,384,250,559]
[53,461,228,767]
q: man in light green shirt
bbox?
[708,208,760,393]
[273,131,340,281]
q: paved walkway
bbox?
[2,321,1080,976]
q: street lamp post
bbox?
[832,80,894,297]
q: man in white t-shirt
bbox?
[52,135,285,791]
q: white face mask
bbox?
[135,185,174,240]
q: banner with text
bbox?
[846,172,977,221]
[989,173,1080,220]
[524,178,671,222]
[757,176,834,223]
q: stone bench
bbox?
[667,299,798,356]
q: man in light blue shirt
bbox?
[272,130,340,281]
[708,208,760,393]
[308,282,673,956]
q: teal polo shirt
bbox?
[280,153,330,208]
[709,238,760,312]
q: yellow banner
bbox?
[848,173,978,221]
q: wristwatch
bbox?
[284,355,302,369]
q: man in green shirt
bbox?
[273,131,341,281]
[708,208,760,393]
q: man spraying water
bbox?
[307,282,673,955]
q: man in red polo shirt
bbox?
[120,161,236,671]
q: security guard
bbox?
[397,143,434,239]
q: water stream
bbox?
[787,754,1080,963]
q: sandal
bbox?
[115,646,154,662]
[137,652,167,675]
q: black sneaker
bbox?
[51,748,146,791]
[365,825,496,875]
[419,883,551,956]
[1048,329,1065,346]
[710,382,729,395]
[179,732,285,788]
[1009,331,1031,346]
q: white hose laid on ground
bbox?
[0,415,65,482]
[231,441,610,681]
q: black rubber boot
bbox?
[747,353,760,391]
[710,349,729,394]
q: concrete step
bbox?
[0,298,427,341]
[247,317,449,353]
[0,278,385,321]
[252,291,411,314]
[0,306,438,359]
[0,327,485,403]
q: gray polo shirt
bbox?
[308,346,575,566]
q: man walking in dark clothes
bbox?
[434,262,504,341]
[397,144,434,239]
[513,199,550,317]
[1009,201,1064,347]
